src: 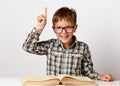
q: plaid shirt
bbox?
[23,28,100,80]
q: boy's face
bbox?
[53,19,77,45]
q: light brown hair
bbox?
[52,7,77,26]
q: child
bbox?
[23,7,114,81]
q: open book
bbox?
[22,75,97,86]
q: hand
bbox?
[36,7,47,30]
[100,74,115,81]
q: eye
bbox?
[66,26,74,29]
[56,27,61,29]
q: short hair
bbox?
[52,7,77,25]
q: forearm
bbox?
[23,28,42,53]
[23,8,48,55]
[86,70,100,80]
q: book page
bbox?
[57,75,92,81]
[56,74,68,81]
[62,77,96,85]
[63,75,93,81]
[23,75,60,85]
[57,75,96,85]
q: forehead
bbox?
[54,19,74,26]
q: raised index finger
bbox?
[44,7,47,18]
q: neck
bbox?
[63,39,73,49]
[63,44,70,49]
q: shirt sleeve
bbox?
[82,44,100,80]
[22,27,51,55]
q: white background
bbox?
[0,0,120,80]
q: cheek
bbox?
[73,28,77,33]
[56,34,60,37]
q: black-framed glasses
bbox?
[53,25,77,34]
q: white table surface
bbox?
[0,77,22,86]
[0,77,120,86]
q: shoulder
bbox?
[44,38,58,44]
[76,41,89,48]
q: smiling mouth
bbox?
[61,35,69,39]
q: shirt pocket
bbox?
[71,53,83,58]
[51,51,63,57]
[70,54,83,66]
[49,51,63,63]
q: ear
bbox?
[73,25,78,32]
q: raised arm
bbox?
[23,7,50,55]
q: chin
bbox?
[58,36,72,44]
[60,39,69,44]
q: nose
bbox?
[61,28,67,33]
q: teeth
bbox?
[63,36,67,38]
[62,35,68,38]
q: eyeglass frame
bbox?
[52,25,77,34]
